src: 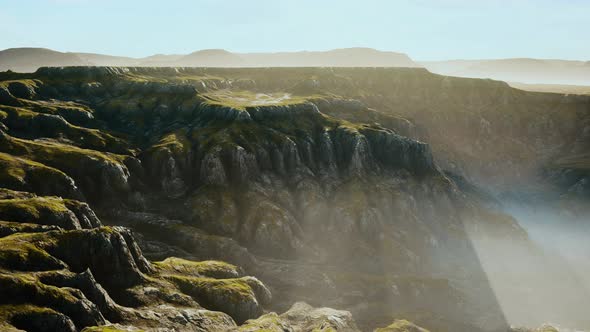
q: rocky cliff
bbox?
[0,67,587,332]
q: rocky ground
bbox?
[0,67,587,331]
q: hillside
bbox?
[423,58,590,86]
[0,67,587,331]
[509,82,590,95]
[0,48,89,73]
[0,48,420,72]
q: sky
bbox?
[0,0,589,61]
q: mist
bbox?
[464,202,590,331]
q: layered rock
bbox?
[1,67,587,332]
[0,196,273,331]
[237,301,360,332]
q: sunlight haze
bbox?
[1,0,589,60]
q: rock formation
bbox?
[0,66,587,331]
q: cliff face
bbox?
[0,67,587,332]
[0,190,271,331]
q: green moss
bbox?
[0,304,58,320]
[82,326,145,332]
[0,131,127,165]
[0,220,60,238]
[0,152,47,175]
[374,319,430,332]
[154,257,239,279]
[166,275,255,305]
[150,130,191,153]
[0,153,26,184]
[145,129,192,175]
[0,271,108,329]
[0,194,81,231]
[0,272,79,305]
[238,313,289,332]
[192,121,291,153]
[0,133,130,199]
[19,99,94,122]
[0,79,41,92]
[312,328,336,332]
[0,232,64,271]
[201,90,312,110]
[0,189,36,200]
[0,304,64,331]
[0,105,37,120]
[0,196,70,219]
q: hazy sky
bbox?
[1,0,589,61]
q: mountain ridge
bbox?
[4,47,590,91]
[423,58,590,85]
[0,47,420,72]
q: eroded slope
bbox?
[0,67,586,332]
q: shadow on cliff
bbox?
[462,203,590,331]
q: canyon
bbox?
[0,66,588,332]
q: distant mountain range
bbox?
[422,58,590,86]
[0,47,419,72]
[2,47,589,87]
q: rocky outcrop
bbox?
[0,305,77,332]
[0,130,133,203]
[46,227,150,289]
[0,273,107,329]
[374,320,430,332]
[167,275,270,324]
[105,210,257,267]
[0,220,61,237]
[0,85,20,106]
[0,190,96,230]
[237,301,360,332]
[0,193,274,331]
[1,67,586,332]
[0,152,83,200]
[37,269,125,322]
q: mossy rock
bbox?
[166,275,266,324]
[0,105,129,154]
[277,302,359,331]
[0,79,41,99]
[148,130,191,155]
[0,130,132,201]
[0,226,148,289]
[0,304,76,332]
[81,325,145,332]
[19,99,95,126]
[0,188,36,200]
[240,197,303,258]
[374,319,431,332]
[0,129,128,168]
[47,227,149,290]
[0,152,82,199]
[154,257,241,279]
[0,220,61,238]
[0,232,65,271]
[236,312,291,332]
[186,185,239,236]
[0,273,105,329]
[142,129,191,196]
[0,195,83,230]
